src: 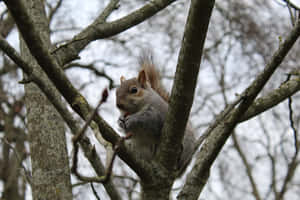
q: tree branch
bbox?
[156,0,215,171]
[282,0,300,10]
[3,0,120,143]
[48,0,63,23]
[241,76,300,122]
[178,17,300,200]
[64,62,116,89]
[3,0,154,181]
[51,0,176,65]
[0,36,122,200]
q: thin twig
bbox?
[194,94,245,151]
[48,0,63,22]
[71,89,109,182]
[64,62,115,89]
[72,88,108,143]
[277,79,299,200]
[71,89,131,184]
[283,74,298,154]
[71,132,132,184]
[97,0,120,22]
[90,182,101,200]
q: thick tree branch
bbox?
[156,0,215,171]
[0,36,122,200]
[178,18,300,200]
[3,0,153,181]
[51,0,176,65]
[3,0,119,142]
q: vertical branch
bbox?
[276,74,299,200]
[178,17,300,200]
[157,0,215,171]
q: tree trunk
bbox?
[141,179,173,200]
[21,0,72,199]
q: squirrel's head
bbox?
[116,70,151,115]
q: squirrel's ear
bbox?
[120,76,126,83]
[138,70,148,88]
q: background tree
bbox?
[0,0,299,199]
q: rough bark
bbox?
[178,18,300,199]
[20,0,72,199]
[52,0,177,65]
[157,0,215,172]
[141,0,215,198]
[0,35,122,199]
[3,0,153,180]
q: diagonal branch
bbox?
[3,0,153,180]
[277,76,299,200]
[52,0,176,65]
[48,0,63,23]
[3,0,119,143]
[0,36,122,200]
[178,18,300,200]
[241,76,300,122]
[97,0,120,22]
[64,62,115,89]
[156,0,215,171]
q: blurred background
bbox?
[0,0,299,199]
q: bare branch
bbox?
[51,0,177,65]
[282,0,300,11]
[285,75,298,153]
[276,74,299,200]
[2,0,154,180]
[194,94,244,151]
[71,132,132,184]
[157,0,215,171]
[2,0,121,144]
[240,76,300,122]
[64,62,116,89]
[178,17,300,199]
[48,0,63,23]
[98,0,120,21]
[277,148,299,199]
[0,36,122,200]
[90,183,101,200]
[72,89,108,143]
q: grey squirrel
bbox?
[116,56,196,175]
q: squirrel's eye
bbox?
[130,87,138,94]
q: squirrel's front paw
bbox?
[124,115,138,131]
[118,115,137,131]
[118,116,126,130]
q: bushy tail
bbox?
[138,53,169,102]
